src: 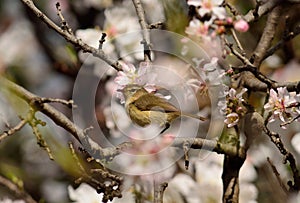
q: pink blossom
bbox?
[264,87,300,125]
[234,19,249,32]
[188,0,226,20]
[114,61,156,103]
[114,61,147,88]
[185,18,209,37]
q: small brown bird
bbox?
[122,84,206,133]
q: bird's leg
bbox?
[160,123,170,134]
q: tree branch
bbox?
[263,24,300,60]
[132,0,151,61]
[0,174,37,203]
[172,138,246,159]
[0,76,125,160]
[264,125,300,191]
[251,5,282,67]
[244,0,281,22]
[0,118,27,142]
[20,0,122,71]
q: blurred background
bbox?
[0,0,300,202]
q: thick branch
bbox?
[264,25,300,60]
[251,5,282,67]
[275,81,300,93]
[244,0,281,22]
[0,76,124,160]
[20,0,121,71]
[172,138,246,159]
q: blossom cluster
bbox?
[221,88,248,128]
[186,0,249,39]
[113,61,156,103]
[264,87,300,127]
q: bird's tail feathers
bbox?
[181,113,206,121]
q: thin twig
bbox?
[98,33,107,50]
[183,141,189,170]
[223,1,240,16]
[148,22,163,29]
[253,0,263,20]
[69,142,123,202]
[0,174,37,203]
[55,2,73,34]
[20,0,122,71]
[32,97,76,108]
[264,125,300,191]
[267,157,289,194]
[132,0,151,61]
[280,114,300,127]
[0,118,27,142]
[28,109,54,160]
[230,28,245,53]
[224,38,254,67]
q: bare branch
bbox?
[183,141,189,170]
[69,143,123,202]
[264,125,300,191]
[0,118,27,142]
[244,0,281,22]
[267,157,289,194]
[264,25,300,60]
[132,0,151,61]
[251,5,282,67]
[98,33,107,50]
[172,137,246,158]
[232,66,275,91]
[0,174,37,203]
[20,0,122,71]
[149,22,163,29]
[27,109,54,160]
[280,114,300,127]
[0,76,113,159]
[55,2,73,35]
[275,80,300,93]
[230,28,245,53]
[223,1,240,16]
[224,38,254,67]
[31,97,76,108]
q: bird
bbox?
[121,84,206,134]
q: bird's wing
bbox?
[133,93,179,112]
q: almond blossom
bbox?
[188,0,226,20]
[222,88,248,127]
[185,18,209,37]
[264,87,300,125]
[224,112,239,128]
[114,61,156,103]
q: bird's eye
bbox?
[129,88,137,93]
